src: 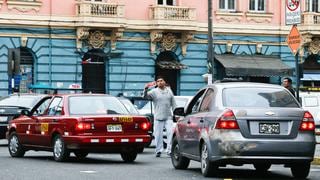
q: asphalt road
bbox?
[0,140,319,180]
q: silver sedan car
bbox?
[171,82,316,179]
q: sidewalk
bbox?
[313,143,320,165]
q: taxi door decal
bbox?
[40,123,49,134]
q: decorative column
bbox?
[181,32,194,56]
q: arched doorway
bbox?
[155,51,186,95]
[82,49,108,93]
[8,47,34,93]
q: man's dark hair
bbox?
[283,77,292,83]
[156,76,166,82]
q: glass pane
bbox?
[167,0,174,5]
[249,0,255,10]
[158,0,163,5]
[228,0,235,9]
[219,0,225,9]
[258,0,265,11]
[223,87,299,108]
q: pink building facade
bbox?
[0,0,318,96]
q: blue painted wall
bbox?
[0,28,296,97]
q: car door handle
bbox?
[200,118,204,123]
[52,119,58,122]
[187,120,191,124]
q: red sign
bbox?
[287,25,302,55]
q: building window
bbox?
[306,0,320,12]
[158,0,175,6]
[219,0,235,11]
[249,0,265,12]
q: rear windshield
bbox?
[69,96,129,115]
[223,87,299,108]
[0,95,40,108]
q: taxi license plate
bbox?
[107,124,122,132]
[0,116,7,122]
[259,123,280,134]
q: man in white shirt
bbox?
[143,76,176,157]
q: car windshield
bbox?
[223,87,299,108]
[119,98,139,114]
[69,96,129,115]
[0,95,40,108]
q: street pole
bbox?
[295,50,300,102]
[208,0,214,83]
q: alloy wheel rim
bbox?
[173,144,180,160]
[9,135,18,153]
[201,144,208,172]
[54,138,62,158]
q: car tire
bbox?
[291,162,310,179]
[171,136,190,169]
[201,143,218,177]
[74,151,89,159]
[53,135,70,162]
[121,151,138,163]
[8,132,25,158]
[254,163,271,172]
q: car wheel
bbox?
[53,135,70,162]
[291,162,310,179]
[254,163,271,172]
[74,151,89,159]
[121,151,138,163]
[8,132,25,157]
[171,136,190,169]
[201,143,218,177]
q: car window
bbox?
[32,97,52,116]
[303,96,318,107]
[47,97,63,116]
[199,89,214,112]
[186,89,206,114]
[69,96,128,115]
[223,87,299,108]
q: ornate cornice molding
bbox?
[161,33,176,51]
[111,28,124,50]
[181,31,194,56]
[308,38,320,55]
[215,11,243,23]
[88,30,106,49]
[7,0,42,12]
[246,12,273,23]
[150,30,163,54]
[76,27,90,49]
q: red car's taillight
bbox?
[75,122,93,131]
[140,122,151,131]
[215,109,239,129]
[299,111,315,131]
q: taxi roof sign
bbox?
[287,25,302,56]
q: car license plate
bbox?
[107,124,122,132]
[259,123,280,134]
[0,116,7,122]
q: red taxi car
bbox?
[6,94,151,162]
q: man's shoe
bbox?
[155,152,161,157]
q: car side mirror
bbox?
[173,107,185,116]
[20,109,30,116]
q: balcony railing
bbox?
[150,5,196,21]
[302,12,320,24]
[77,1,124,17]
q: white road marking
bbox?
[80,171,97,174]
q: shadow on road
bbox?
[186,167,295,179]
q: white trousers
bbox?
[154,119,173,154]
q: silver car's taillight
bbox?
[299,111,315,131]
[215,109,239,129]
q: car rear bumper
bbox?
[209,131,316,163]
[63,134,151,151]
